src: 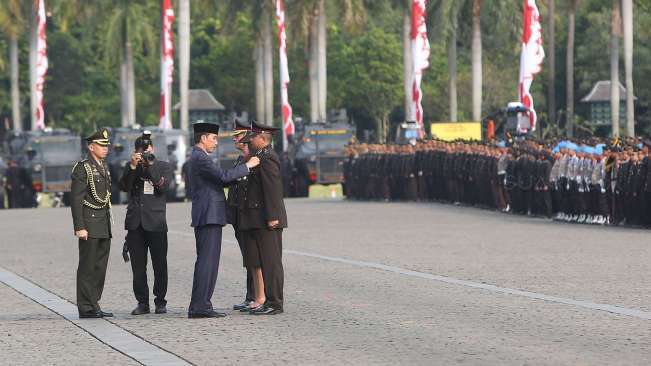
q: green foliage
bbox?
[0,0,649,138]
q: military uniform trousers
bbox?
[234,228,254,302]
[189,224,224,313]
[77,237,111,313]
[241,228,284,311]
[126,225,168,307]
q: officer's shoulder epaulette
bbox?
[72,159,89,173]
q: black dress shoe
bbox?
[100,310,114,317]
[233,301,252,311]
[155,305,167,314]
[249,305,283,315]
[79,310,102,319]
[188,310,227,318]
[240,302,262,312]
[131,305,150,315]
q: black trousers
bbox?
[77,237,111,313]
[234,230,254,302]
[127,226,168,306]
[242,229,284,311]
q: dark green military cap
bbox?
[86,128,111,146]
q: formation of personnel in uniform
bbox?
[344,138,651,228]
[70,123,287,319]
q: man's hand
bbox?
[75,229,89,240]
[267,220,279,229]
[130,152,142,169]
[246,156,261,169]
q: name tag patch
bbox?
[143,181,154,195]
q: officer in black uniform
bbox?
[227,122,255,311]
[120,131,174,315]
[238,122,288,315]
[70,128,114,319]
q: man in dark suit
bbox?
[70,128,114,319]
[120,131,174,315]
[188,122,259,318]
[238,123,288,315]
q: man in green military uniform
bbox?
[70,128,114,319]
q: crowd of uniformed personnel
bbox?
[343,138,651,228]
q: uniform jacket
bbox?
[237,145,288,231]
[70,156,112,239]
[119,160,173,232]
[226,156,247,227]
[189,146,249,227]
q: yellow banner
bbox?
[430,122,481,141]
[309,129,349,135]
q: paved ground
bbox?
[0,199,650,365]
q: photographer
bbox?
[119,131,173,315]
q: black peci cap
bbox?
[193,122,220,135]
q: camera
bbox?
[135,131,155,163]
[142,151,156,162]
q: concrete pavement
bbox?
[1,199,650,365]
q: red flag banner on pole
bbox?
[276,0,294,151]
[410,0,429,138]
[159,0,175,129]
[34,0,48,130]
[519,0,545,132]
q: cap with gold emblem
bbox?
[232,120,249,137]
[86,128,111,146]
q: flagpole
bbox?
[276,0,295,151]
[410,0,430,138]
[159,0,175,130]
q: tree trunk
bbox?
[120,53,129,127]
[263,13,274,126]
[126,42,136,126]
[10,35,21,131]
[448,18,458,122]
[317,0,327,122]
[566,4,575,138]
[179,0,190,131]
[471,0,482,122]
[403,12,414,122]
[29,1,38,131]
[547,0,556,128]
[610,0,621,137]
[622,0,634,136]
[309,12,318,123]
[255,37,265,123]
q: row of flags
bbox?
[29,0,544,139]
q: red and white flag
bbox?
[519,0,545,132]
[411,0,429,138]
[34,0,48,130]
[276,0,294,150]
[159,0,175,129]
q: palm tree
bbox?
[622,0,634,136]
[610,0,621,137]
[447,1,462,122]
[471,0,482,122]
[566,0,579,137]
[290,0,365,123]
[178,0,190,131]
[0,0,25,131]
[103,1,156,127]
